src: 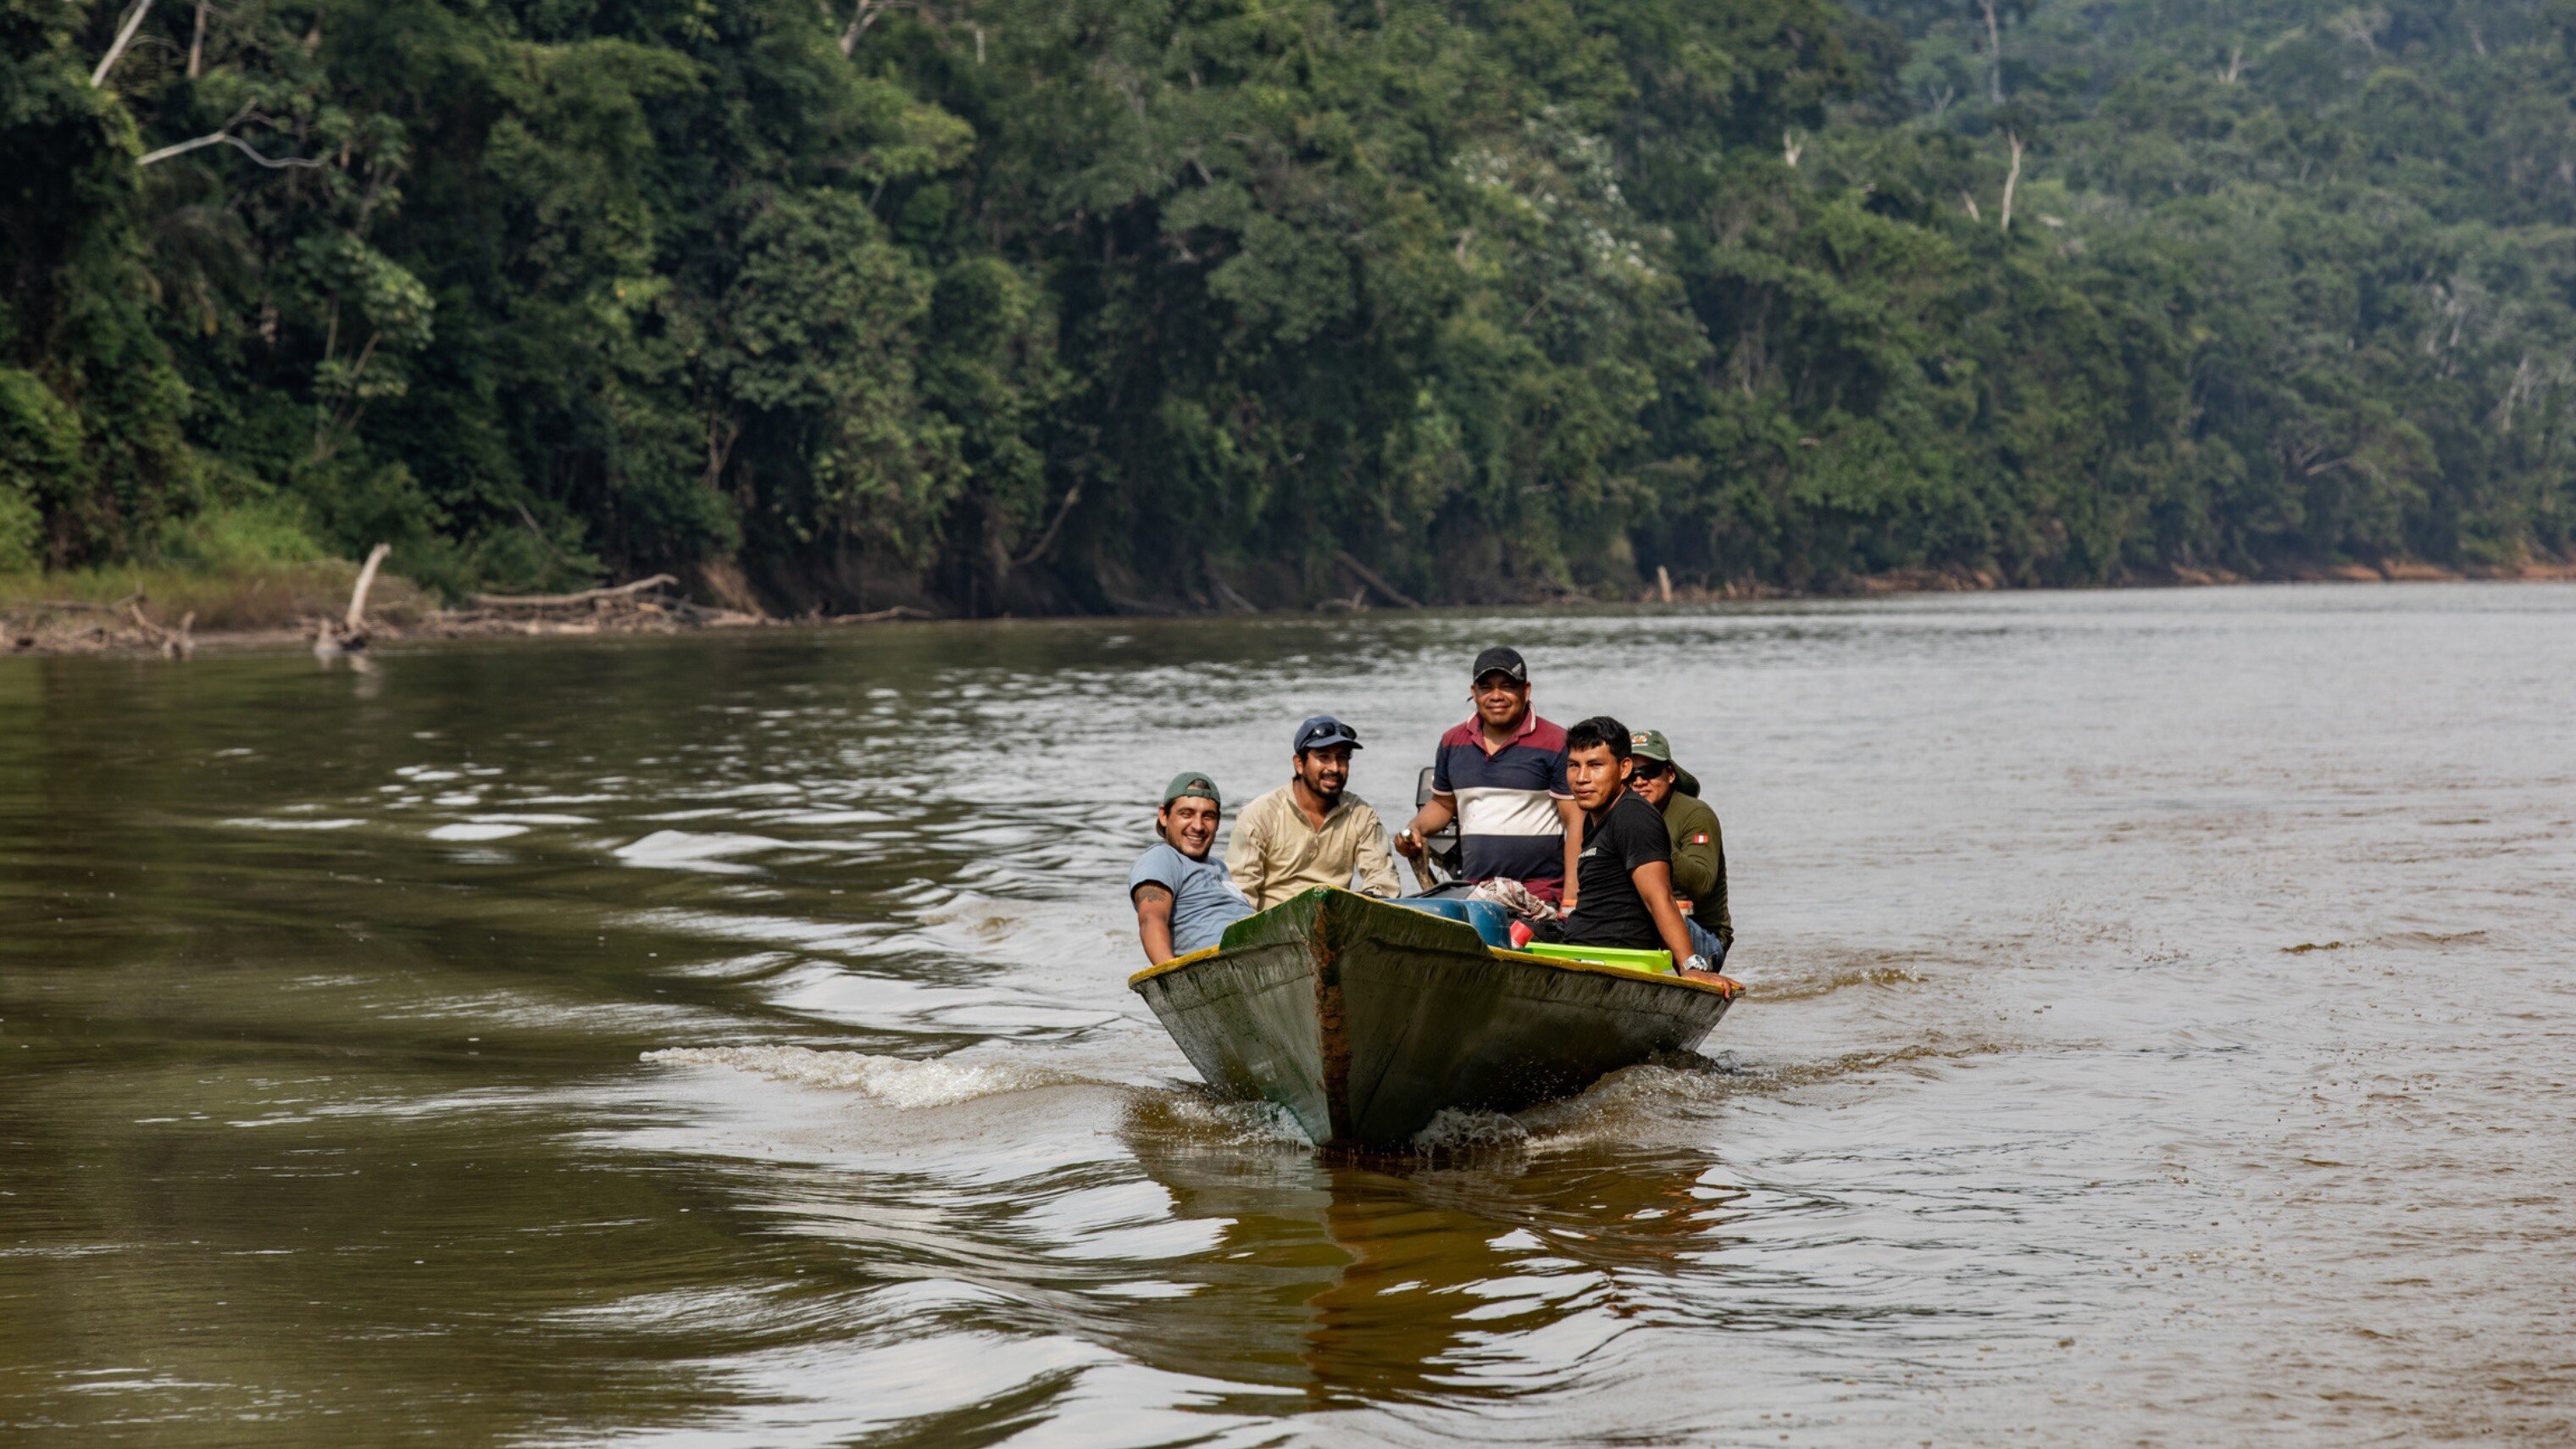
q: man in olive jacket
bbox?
[1628,730,1730,967]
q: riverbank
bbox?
[7,556,2573,658]
[1674,556,2576,600]
[0,565,782,658]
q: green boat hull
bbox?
[1130,888,1735,1149]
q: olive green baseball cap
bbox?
[1629,730,1674,764]
[1161,770,1221,807]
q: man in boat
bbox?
[1127,771,1253,965]
[1528,717,1739,990]
[1392,647,1585,906]
[1226,715,1405,909]
[1629,729,1732,969]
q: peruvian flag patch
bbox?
[1689,832,1711,844]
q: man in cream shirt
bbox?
[1226,716,1404,908]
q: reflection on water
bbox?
[5,587,2575,1444]
[1122,1113,1730,1409]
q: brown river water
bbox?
[3,585,2572,1446]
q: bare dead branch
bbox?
[1009,484,1083,567]
[1334,550,1423,609]
[345,543,391,633]
[92,0,156,86]
[139,130,327,169]
[1208,574,1258,613]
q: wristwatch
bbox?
[1682,954,1712,974]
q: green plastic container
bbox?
[1522,942,1675,974]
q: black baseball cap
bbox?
[1294,715,1363,752]
[1471,647,1528,686]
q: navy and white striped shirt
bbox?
[1431,712,1572,899]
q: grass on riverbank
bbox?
[0,560,434,634]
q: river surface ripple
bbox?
[3,585,2572,1446]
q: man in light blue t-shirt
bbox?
[1127,770,1253,964]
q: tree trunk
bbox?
[839,0,886,55]
[1999,131,2024,233]
[186,0,207,77]
[1979,0,2003,103]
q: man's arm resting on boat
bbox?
[1396,792,1454,860]
[1132,882,1178,965]
[1632,859,1740,995]
[1555,795,1585,911]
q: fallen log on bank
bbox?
[468,575,677,608]
[819,605,935,625]
[410,573,764,640]
[125,597,195,659]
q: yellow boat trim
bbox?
[1127,944,1224,988]
[1129,941,1735,997]
[1482,945,1740,996]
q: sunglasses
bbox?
[1629,760,1671,780]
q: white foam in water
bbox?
[1135,1090,1313,1149]
[1405,1059,1738,1156]
[613,830,790,873]
[427,822,527,841]
[642,1046,1074,1108]
[1408,1108,1530,1152]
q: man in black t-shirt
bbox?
[1535,716,1740,991]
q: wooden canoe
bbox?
[1129,887,1735,1150]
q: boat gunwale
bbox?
[1126,902,1738,999]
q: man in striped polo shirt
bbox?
[1394,647,1586,906]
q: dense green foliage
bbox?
[4,0,2573,607]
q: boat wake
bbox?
[645,1043,1302,1133]
[1752,958,1931,1002]
[641,1045,1083,1108]
[642,1036,1998,1161]
[1399,1039,2009,1157]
